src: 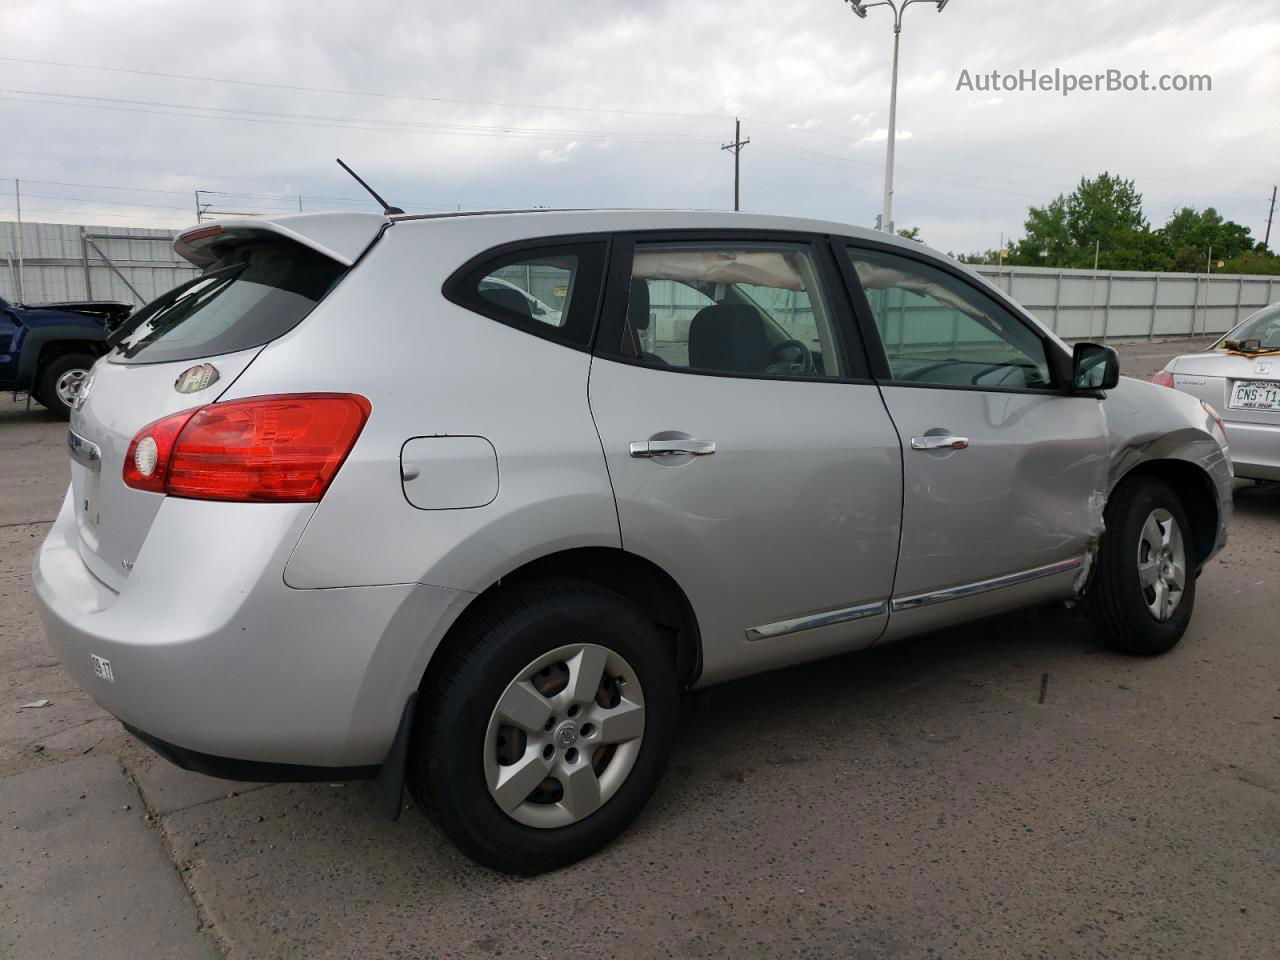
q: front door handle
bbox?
[910,435,969,451]
[629,439,717,458]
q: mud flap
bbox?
[376,692,417,821]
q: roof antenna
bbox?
[335,158,404,215]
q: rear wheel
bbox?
[1086,476,1196,655]
[409,581,678,874]
[36,353,96,420]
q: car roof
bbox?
[390,207,907,245]
[180,208,937,263]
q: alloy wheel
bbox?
[1137,507,1186,622]
[55,368,89,407]
[484,643,645,829]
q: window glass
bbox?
[114,239,344,364]
[1218,304,1280,351]
[847,248,1052,389]
[478,259,574,329]
[452,242,605,349]
[622,243,843,379]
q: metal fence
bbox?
[972,263,1279,340]
[2,220,198,306]
[3,221,1278,341]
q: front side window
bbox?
[847,248,1052,390]
[449,242,606,349]
[621,242,843,379]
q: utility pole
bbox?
[720,118,750,212]
[1200,244,1212,335]
[1265,185,1277,251]
[194,190,202,223]
[13,179,24,303]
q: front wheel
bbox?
[408,581,678,874]
[1085,476,1196,655]
[36,353,96,420]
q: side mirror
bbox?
[1072,341,1120,391]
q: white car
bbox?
[1154,303,1280,480]
[478,275,563,326]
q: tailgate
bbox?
[69,349,261,591]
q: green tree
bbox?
[896,226,922,241]
[1009,195,1071,266]
[953,249,1001,264]
[1158,207,1254,272]
[1221,249,1280,276]
[1009,173,1152,269]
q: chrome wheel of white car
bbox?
[485,643,645,828]
[1138,508,1186,622]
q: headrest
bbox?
[628,277,651,331]
[688,304,771,374]
[480,286,532,318]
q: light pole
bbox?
[845,0,951,233]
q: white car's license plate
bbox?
[1229,380,1280,411]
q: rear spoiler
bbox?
[174,211,390,269]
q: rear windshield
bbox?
[1217,304,1280,352]
[113,239,345,364]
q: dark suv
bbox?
[0,296,131,418]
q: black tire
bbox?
[408,580,678,875]
[1085,476,1196,655]
[36,353,96,420]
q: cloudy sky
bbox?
[3,0,1277,255]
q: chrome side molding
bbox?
[746,600,886,642]
[890,556,1085,612]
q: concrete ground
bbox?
[2,336,1277,959]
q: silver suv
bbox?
[34,210,1232,873]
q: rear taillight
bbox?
[123,408,199,493]
[1152,370,1175,388]
[123,393,371,502]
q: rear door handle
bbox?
[629,439,716,458]
[910,435,969,451]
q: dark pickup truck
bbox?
[1,296,132,419]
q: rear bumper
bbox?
[33,488,470,768]
[1223,418,1280,481]
[124,723,378,783]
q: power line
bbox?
[751,142,1050,200]
[0,55,730,121]
[0,55,1240,194]
[14,206,195,223]
[20,192,192,211]
[0,176,490,214]
[0,88,721,144]
[750,117,1245,191]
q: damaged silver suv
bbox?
[34,209,1232,874]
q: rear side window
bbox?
[114,240,345,365]
[447,241,607,350]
